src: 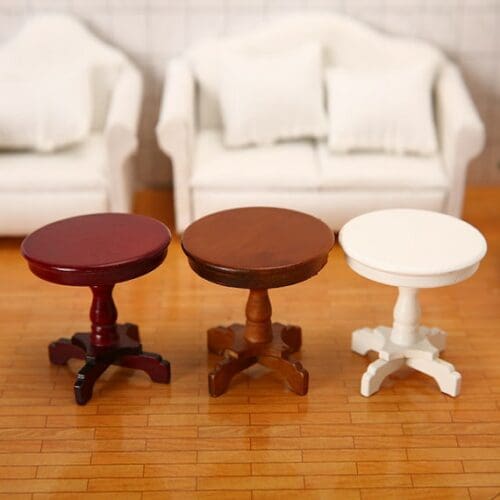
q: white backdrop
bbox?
[1,0,499,186]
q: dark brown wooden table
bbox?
[21,213,172,405]
[182,207,334,397]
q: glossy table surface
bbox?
[21,213,171,286]
[182,207,335,289]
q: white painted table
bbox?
[339,209,487,397]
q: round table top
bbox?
[182,207,335,289]
[339,209,487,281]
[21,213,171,286]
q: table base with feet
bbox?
[351,286,461,397]
[206,289,308,397]
[50,323,170,405]
[47,283,171,404]
[352,325,461,397]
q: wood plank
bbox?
[144,463,251,477]
[413,473,500,487]
[198,476,304,490]
[0,479,87,493]
[254,491,360,500]
[357,461,463,474]
[198,450,302,464]
[91,451,196,465]
[360,488,469,500]
[305,474,412,488]
[87,477,196,491]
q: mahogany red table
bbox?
[182,207,334,397]
[21,213,171,405]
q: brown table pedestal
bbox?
[207,289,307,397]
[182,207,334,397]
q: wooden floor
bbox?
[0,187,499,499]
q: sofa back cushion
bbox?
[0,64,92,152]
[0,14,125,132]
[219,43,327,147]
[326,64,438,155]
[188,13,444,130]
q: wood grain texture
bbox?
[0,187,498,497]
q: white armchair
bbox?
[157,13,484,233]
[0,14,142,236]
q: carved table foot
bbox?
[207,322,308,397]
[49,323,170,405]
[209,354,258,397]
[260,351,309,395]
[360,357,406,397]
[353,325,460,397]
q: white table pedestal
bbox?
[340,209,486,397]
[351,286,461,397]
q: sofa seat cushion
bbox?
[0,133,106,192]
[317,143,448,190]
[191,130,320,190]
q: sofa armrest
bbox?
[105,62,143,212]
[435,63,485,216]
[156,58,196,232]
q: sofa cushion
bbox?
[317,143,448,190]
[0,64,92,152]
[191,130,320,190]
[325,65,438,155]
[0,133,106,192]
[219,43,326,147]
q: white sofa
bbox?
[0,15,142,236]
[156,13,485,232]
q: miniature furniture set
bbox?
[12,12,488,404]
[21,214,171,404]
[182,207,334,396]
[22,208,486,403]
[2,13,484,235]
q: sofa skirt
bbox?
[0,191,108,236]
[191,189,448,232]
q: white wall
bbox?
[1,0,499,186]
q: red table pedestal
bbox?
[22,213,172,405]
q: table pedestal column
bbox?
[352,286,461,397]
[207,289,308,397]
[48,285,171,405]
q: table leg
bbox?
[360,358,406,397]
[352,286,462,397]
[119,352,171,383]
[207,289,308,397]
[209,355,258,397]
[49,338,86,365]
[406,357,461,397]
[48,287,171,404]
[74,359,110,405]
